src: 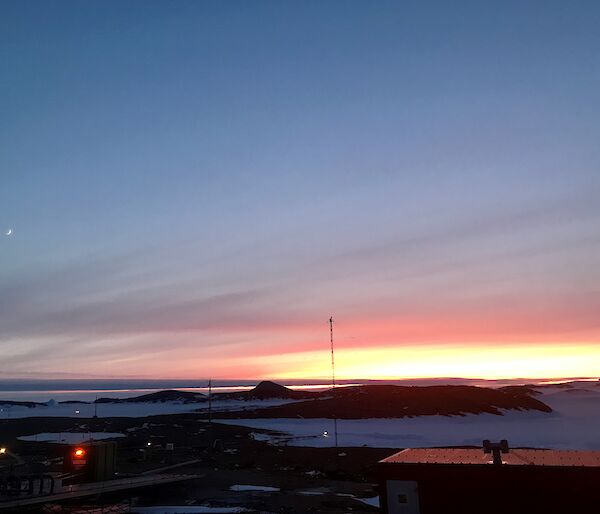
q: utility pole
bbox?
[329,316,338,448]
[208,378,212,424]
[329,317,336,388]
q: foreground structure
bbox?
[378,442,600,514]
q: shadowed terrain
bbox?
[205,383,552,419]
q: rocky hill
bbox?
[95,389,205,404]
[214,384,552,419]
[214,381,316,401]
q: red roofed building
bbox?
[378,443,600,514]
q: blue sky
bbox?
[1,1,599,379]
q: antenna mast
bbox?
[329,317,336,388]
[329,316,338,448]
[208,378,212,424]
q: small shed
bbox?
[378,442,600,514]
[63,441,117,483]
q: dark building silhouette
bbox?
[378,443,600,514]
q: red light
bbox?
[73,448,86,458]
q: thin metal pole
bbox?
[329,316,338,448]
[208,378,212,424]
[329,317,336,388]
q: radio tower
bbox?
[208,378,212,424]
[329,316,338,448]
[329,317,336,388]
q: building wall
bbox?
[379,463,600,514]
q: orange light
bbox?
[74,448,86,457]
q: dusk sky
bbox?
[1,1,599,380]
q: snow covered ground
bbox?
[131,508,250,514]
[0,402,199,419]
[18,432,125,443]
[354,496,380,508]
[0,398,296,419]
[229,485,280,492]
[219,385,600,450]
[3,381,600,451]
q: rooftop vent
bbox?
[483,439,510,465]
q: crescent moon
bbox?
[5,229,12,236]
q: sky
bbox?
[1,0,599,380]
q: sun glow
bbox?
[269,342,600,380]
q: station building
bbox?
[378,441,600,514]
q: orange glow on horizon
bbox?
[261,342,600,381]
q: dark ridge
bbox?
[0,400,41,408]
[247,380,316,400]
[95,389,205,404]
[214,381,316,401]
[498,385,543,396]
[214,384,553,419]
[250,380,295,399]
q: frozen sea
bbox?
[0,377,555,403]
[2,378,600,451]
[218,384,600,450]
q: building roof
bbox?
[381,448,600,467]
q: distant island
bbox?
[88,380,552,419]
